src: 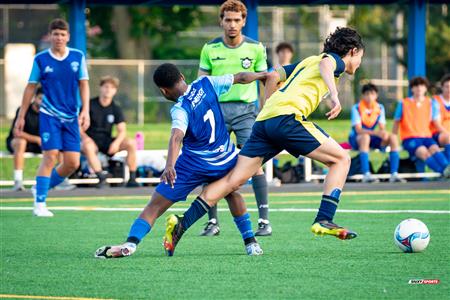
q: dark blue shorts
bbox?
[40,113,80,152]
[432,132,441,144]
[349,134,384,150]
[155,156,236,202]
[402,137,437,157]
[240,114,329,163]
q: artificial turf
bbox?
[1,189,449,299]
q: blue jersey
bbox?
[28,47,89,120]
[171,75,237,171]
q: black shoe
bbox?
[95,171,108,188]
[199,219,220,236]
[255,219,272,236]
[126,179,140,188]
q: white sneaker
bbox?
[389,173,407,183]
[54,178,76,191]
[95,242,137,259]
[246,242,263,256]
[12,181,26,191]
[33,202,54,217]
[362,173,379,183]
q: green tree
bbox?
[350,4,450,83]
[86,5,203,59]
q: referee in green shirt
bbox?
[198,0,271,236]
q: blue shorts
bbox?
[40,113,80,152]
[432,132,441,144]
[155,155,236,202]
[240,114,329,163]
[349,134,384,150]
[402,137,437,157]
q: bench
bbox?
[0,148,442,187]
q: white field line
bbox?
[1,206,449,214]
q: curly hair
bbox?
[153,63,183,88]
[220,0,247,19]
[323,27,364,57]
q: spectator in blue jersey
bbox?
[15,19,90,217]
[349,83,404,183]
[95,63,268,258]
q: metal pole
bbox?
[137,60,145,125]
[407,0,426,79]
[243,0,259,40]
[69,0,87,54]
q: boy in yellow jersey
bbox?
[164,28,364,252]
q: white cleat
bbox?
[95,242,137,259]
[33,202,54,217]
[246,242,263,256]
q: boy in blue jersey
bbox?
[15,19,90,217]
[348,83,404,183]
[95,63,267,258]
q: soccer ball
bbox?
[394,219,430,253]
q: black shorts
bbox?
[6,138,41,154]
[239,114,329,163]
[96,137,115,155]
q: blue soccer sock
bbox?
[314,188,341,223]
[359,152,370,174]
[181,197,210,230]
[49,168,65,189]
[35,176,51,203]
[415,159,426,173]
[389,151,400,174]
[445,144,450,162]
[233,213,256,244]
[432,152,449,172]
[425,156,443,173]
[127,218,151,245]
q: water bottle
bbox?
[135,131,144,150]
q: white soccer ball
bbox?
[394,219,430,253]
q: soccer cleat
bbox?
[54,178,77,191]
[389,173,406,183]
[362,173,379,183]
[246,242,263,256]
[95,242,136,259]
[163,214,185,257]
[33,202,54,217]
[12,181,26,192]
[311,221,357,240]
[255,219,272,236]
[443,165,450,178]
[199,219,220,236]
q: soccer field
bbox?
[1,189,449,300]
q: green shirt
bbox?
[199,36,267,103]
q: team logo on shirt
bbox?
[42,132,50,143]
[71,61,80,72]
[44,66,54,73]
[241,57,253,69]
[107,114,115,123]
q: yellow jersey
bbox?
[257,52,345,121]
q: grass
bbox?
[1,189,449,299]
[0,120,400,180]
